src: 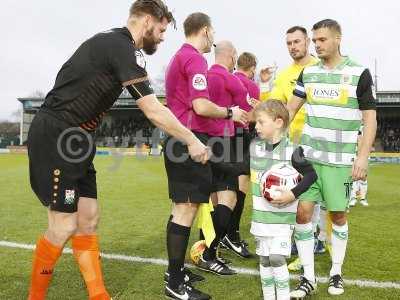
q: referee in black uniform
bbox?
[27,2,209,300]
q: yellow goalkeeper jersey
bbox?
[270,56,318,143]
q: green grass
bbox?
[0,154,399,299]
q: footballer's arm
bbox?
[287,95,306,124]
[129,92,209,163]
[122,79,204,148]
[358,110,377,158]
[352,69,377,180]
[192,97,248,124]
[288,70,307,123]
[352,110,376,180]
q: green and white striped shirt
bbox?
[250,138,298,237]
[293,56,376,166]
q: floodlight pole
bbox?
[20,103,23,145]
[374,58,378,92]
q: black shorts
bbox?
[233,127,252,176]
[27,110,97,213]
[163,132,213,203]
[209,136,238,192]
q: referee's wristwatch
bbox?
[225,107,233,119]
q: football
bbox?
[260,163,301,201]
[190,240,207,264]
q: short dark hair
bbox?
[183,12,211,37]
[312,19,342,35]
[286,26,307,36]
[237,52,257,71]
[129,0,176,28]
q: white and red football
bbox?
[260,163,301,201]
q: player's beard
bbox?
[142,27,158,55]
[290,48,306,61]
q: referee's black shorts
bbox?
[163,132,212,203]
[27,110,97,213]
[233,127,252,176]
[209,136,238,192]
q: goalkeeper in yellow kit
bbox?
[270,26,318,144]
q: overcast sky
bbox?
[1,0,399,120]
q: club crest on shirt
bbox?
[308,75,320,82]
[254,143,268,157]
[65,190,75,205]
[135,50,146,69]
[340,74,352,85]
[192,74,207,90]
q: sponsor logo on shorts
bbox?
[280,241,288,249]
[344,178,353,199]
[65,190,75,205]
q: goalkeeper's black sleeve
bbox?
[291,146,318,198]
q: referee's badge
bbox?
[192,74,207,91]
[65,190,75,205]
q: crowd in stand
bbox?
[378,117,400,152]
[94,115,157,147]
[93,115,400,152]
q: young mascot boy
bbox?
[250,100,318,299]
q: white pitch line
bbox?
[1,240,399,290]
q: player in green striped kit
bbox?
[287,19,377,297]
[250,100,318,300]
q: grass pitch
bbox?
[0,154,399,299]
